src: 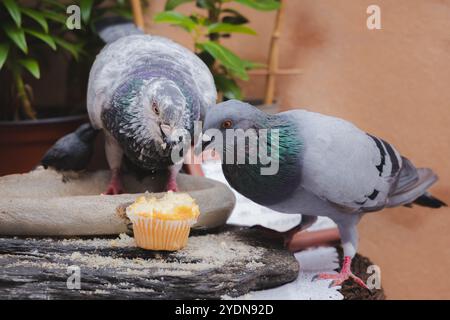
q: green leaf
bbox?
[18,58,40,79]
[21,8,49,33]
[197,41,248,80]
[154,11,196,32]
[54,37,81,60]
[208,23,256,35]
[234,0,280,11]
[3,0,22,27]
[196,0,216,10]
[41,0,66,10]
[0,43,10,69]
[42,10,67,24]
[80,0,94,24]
[222,9,249,25]
[3,23,28,54]
[111,8,133,20]
[24,28,56,50]
[165,0,194,10]
[243,60,266,70]
[214,74,243,100]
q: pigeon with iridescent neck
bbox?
[87,20,216,194]
[202,100,446,289]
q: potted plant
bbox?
[0,0,133,176]
[154,0,280,101]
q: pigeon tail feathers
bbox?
[387,157,445,208]
[413,193,447,208]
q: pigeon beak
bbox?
[161,124,184,148]
[160,124,173,137]
[201,133,214,149]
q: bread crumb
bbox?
[245,260,265,270]
[60,234,136,249]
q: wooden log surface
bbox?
[0,227,299,299]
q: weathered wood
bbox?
[0,227,299,299]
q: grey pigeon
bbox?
[202,100,446,288]
[41,123,99,171]
[86,19,216,194]
[41,20,216,194]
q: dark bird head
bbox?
[75,123,99,143]
[41,123,98,171]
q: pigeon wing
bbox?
[290,110,402,211]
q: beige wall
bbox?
[274,0,450,299]
[147,0,450,299]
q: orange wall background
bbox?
[276,0,450,299]
[148,0,450,299]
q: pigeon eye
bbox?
[222,120,233,129]
[152,103,160,115]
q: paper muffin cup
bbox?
[128,214,197,251]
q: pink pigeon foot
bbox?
[104,169,124,195]
[313,256,369,289]
[166,164,180,192]
[166,177,178,192]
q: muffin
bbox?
[126,191,200,251]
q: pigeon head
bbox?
[203,99,264,132]
[202,99,267,152]
[141,79,190,145]
[102,77,194,171]
[203,100,303,206]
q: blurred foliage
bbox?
[154,0,279,101]
[0,0,134,121]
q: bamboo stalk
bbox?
[249,68,302,76]
[264,0,285,105]
[14,72,36,120]
[130,0,145,30]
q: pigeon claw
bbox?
[312,256,369,290]
[104,183,124,195]
[313,272,367,288]
[166,179,179,192]
[103,171,124,195]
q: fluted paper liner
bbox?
[128,214,197,251]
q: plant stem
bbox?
[13,72,37,120]
[206,1,222,88]
[130,0,145,29]
[265,0,284,105]
[208,1,221,41]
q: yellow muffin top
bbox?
[126,191,200,220]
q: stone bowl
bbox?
[0,167,235,236]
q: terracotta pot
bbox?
[0,115,88,176]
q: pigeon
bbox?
[41,123,99,171]
[43,18,216,194]
[202,99,447,288]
